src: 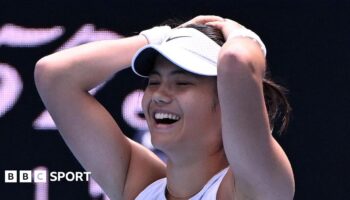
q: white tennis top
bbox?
[135,167,229,200]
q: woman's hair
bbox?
[179,23,292,134]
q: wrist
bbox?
[139,25,171,45]
[227,28,267,57]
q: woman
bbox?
[35,15,294,199]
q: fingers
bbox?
[206,21,229,39]
[179,15,224,28]
[207,19,243,28]
[191,15,225,24]
[179,16,244,40]
[206,19,245,39]
[205,21,225,28]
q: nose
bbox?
[152,85,172,105]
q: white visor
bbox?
[132,28,221,77]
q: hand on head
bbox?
[178,15,244,40]
[205,18,245,40]
[203,16,267,56]
[139,15,266,56]
[178,15,225,28]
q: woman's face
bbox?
[142,56,222,153]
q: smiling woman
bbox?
[34,15,294,200]
[141,57,221,155]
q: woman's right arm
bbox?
[34,36,166,200]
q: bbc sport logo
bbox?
[4,170,91,183]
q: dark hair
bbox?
[182,23,292,134]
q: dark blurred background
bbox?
[0,0,349,199]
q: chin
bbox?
[149,133,178,154]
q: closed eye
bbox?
[148,81,160,86]
[176,82,192,85]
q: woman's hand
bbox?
[207,18,267,57]
[178,15,225,28]
[205,18,245,40]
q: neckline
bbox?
[163,167,229,199]
[166,186,198,199]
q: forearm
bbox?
[218,38,271,170]
[217,37,294,199]
[35,35,148,91]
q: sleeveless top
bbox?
[135,167,229,200]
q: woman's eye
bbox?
[148,81,160,86]
[176,82,191,86]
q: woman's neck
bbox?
[165,149,228,199]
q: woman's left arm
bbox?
[208,19,295,200]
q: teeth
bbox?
[155,112,180,120]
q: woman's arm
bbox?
[208,19,295,199]
[34,36,166,200]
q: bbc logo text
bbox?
[4,170,91,183]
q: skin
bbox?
[143,56,222,155]
[34,15,294,200]
[142,56,229,199]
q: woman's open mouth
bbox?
[153,112,181,125]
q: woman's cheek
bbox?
[141,92,150,116]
